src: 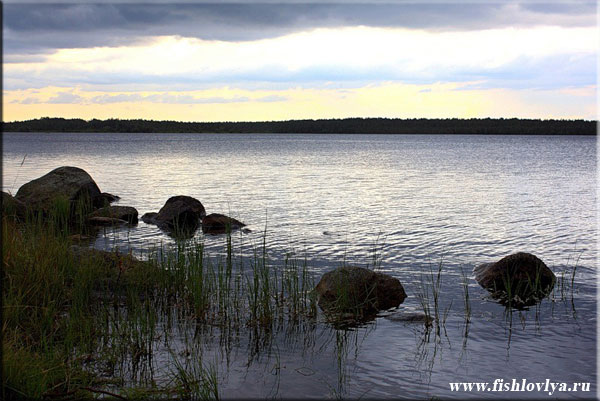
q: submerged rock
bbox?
[142,196,206,236]
[385,312,434,325]
[15,166,105,215]
[202,213,246,234]
[474,252,556,307]
[315,266,407,320]
[88,205,138,224]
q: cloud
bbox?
[11,97,41,104]
[4,2,596,58]
[47,92,84,104]
[5,26,595,92]
[11,91,283,105]
[92,93,252,104]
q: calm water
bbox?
[3,132,597,399]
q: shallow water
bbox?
[3,132,597,398]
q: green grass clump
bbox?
[3,206,318,399]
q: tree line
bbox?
[3,117,596,135]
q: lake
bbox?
[2,132,597,398]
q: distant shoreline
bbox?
[3,117,597,135]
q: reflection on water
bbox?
[2,132,596,398]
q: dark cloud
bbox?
[4,3,595,57]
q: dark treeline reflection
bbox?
[4,117,596,135]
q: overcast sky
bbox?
[4,2,597,122]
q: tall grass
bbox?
[415,258,447,334]
[2,204,318,399]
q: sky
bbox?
[3,1,598,122]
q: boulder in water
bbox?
[98,192,120,205]
[15,166,104,215]
[88,205,138,224]
[474,252,556,307]
[202,213,246,234]
[315,266,407,320]
[142,196,206,236]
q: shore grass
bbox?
[2,206,318,399]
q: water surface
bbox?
[3,132,596,399]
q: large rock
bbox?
[474,252,556,307]
[88,206,138,224]
[15,166,105,215]
[315,266,407,319]
[2,191,27,219]
[202,213,246,234]
[142,196,206,235]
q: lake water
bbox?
[3,132,597,399]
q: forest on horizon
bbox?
[3,117,597,135]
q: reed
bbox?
[415,258,446,333]
[3,205,320,399]
[459,265,471,323]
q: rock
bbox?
[385,312,434,325]
[474,252,556,307]
[70,245,149,271]
[2,191,27,219]
[143,196,206,235]
[99,192,120,205]
[141,212,158,224]
[315,266,407,319]
[88,206,138,224]
[14,166,105,215]
[202,213,246,234]
[87,216,129,226]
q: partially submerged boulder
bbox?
[202,213,246,234]
[98,192,120,204]
[88,206,138,224]
[385,312,434,326]
[15,166,105,215]
[141,212,158,224]
[474,252,556,307]
[142,196,206,236]
[315,266,407,320]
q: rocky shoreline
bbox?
[4,166,557,321]
[3,166,247,238]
